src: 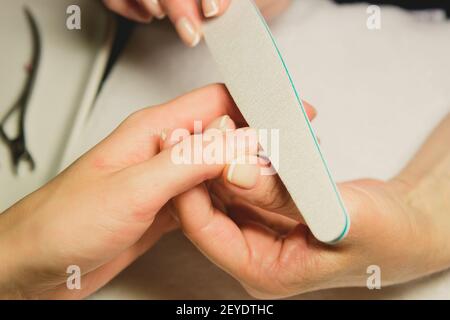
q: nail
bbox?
[176,17,201,47]
[203,0,220,18]
[257,153,272,167]
[160,129,168,141]
[219,115,229,130]
[227,157,260,189]
[145,0,166,19]
[205,115,234,132]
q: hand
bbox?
[172,103,450,297]
[0,84,254,299]
[102,0,292,47]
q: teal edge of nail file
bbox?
[203,0,350,244]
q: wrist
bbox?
[393,162,450,274]
[0,193,58,299]
[0,210,28,299]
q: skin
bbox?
[0,84,448,299]
[172,109,450,298]
[98,0,450,298]
[102,0,292,46]
[0,84,314,299]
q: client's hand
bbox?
[172,102,450,298]
[0,84,261,299]
[102,0,291,47]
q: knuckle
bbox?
[125,108,151,124]
[257,177,291,211]
[207,83,230,103]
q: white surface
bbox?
[0,0,112,211]
[68,0,450,299]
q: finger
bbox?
[42,207,175,299]
[255,0,280,11]
[205,114,236,132]
[209,174,300,234]
[161,0,203,47]
[202,0,231,18]
[89,84,244,169]
[205,117,260,189]
[256,0,292,21]
[103,0,153,22]
[226,201,298,235]
[118,123,258,216]
[160,114,236,149]
[138,0,166,19]
[232,99,316,127]
[166,115,253,275]
[214,100,317,219]
[302,100,317,121]
[160,118,258,164]
[119,134,227,214]
[174,184,251,275]
[220,165,304,222]
[157,84,245,130]
[174,181,290,283]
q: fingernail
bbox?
[205,115,234,132]
[219,115,229,130]
[227,157,260,189]
[161,129,169,141]
[216,115,233,131]
[176,17,201,47]
[203,0,220,18]
[145,0,166,19]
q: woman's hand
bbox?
[171,106,450,298]
[0,84,259,299]
[102,0,292,47]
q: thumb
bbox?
[220,162,304,223]
[216,100,318,222]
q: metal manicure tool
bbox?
[0,7,41,174]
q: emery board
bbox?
[203,0,350,244]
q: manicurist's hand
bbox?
[102,0,291,47]
[172,107,450,298]
[0,84,286,299]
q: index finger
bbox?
[90,84,245,168]
[103,0,153,22]
[202,0,232,18]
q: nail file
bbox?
[203,0,350,244]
